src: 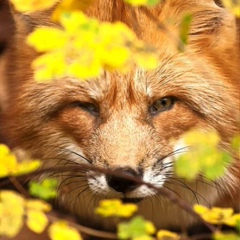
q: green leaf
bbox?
[29,178,58,200]
[174,130,233,180]
[124,0,160,7]
[179,14,192,50]
[175,154,200,180]
[202,151,232,180]
[146,0,160,6]
[213,232,240,240]
[236,219,240,233]
[117,216,155,239]
[231,135,240,151]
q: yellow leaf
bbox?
[0,144,42,177]
[26,199,52,212]
[102,47,131,70]
[223,213,240,227]
[10,0,59,13]
[213,231,240,240]
[194,204,238,226]
[0,144,17,177]
[0,154,18,178]
[32,52,66,82]
[59,11,98,33]
[175,130,231,180]
[95,199,138,217]
[27,27,68,52]
[193,204,209,215]
[53,0,94,21]
[145,221,156,235]
[184,130,220,146]
[0,191,25,238]
[14,160,42,176]
[0,144,9,157]
[157,230,179,240]
[222,0,240,17]
[68,52,102,79]
[48,221,82,240]
[26,210,49,233]
[133,236,153,240]
[125,0,160,7]
[27,12,158,82]
[134,51,159,70]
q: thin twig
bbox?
[2,164,216,232]
[9,176,30,198]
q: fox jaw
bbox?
[3,0,240,232]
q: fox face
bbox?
[1,0,240,231]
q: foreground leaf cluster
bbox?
[27,12,158,81]
[96,199,180,240]
[175,130,233,180]
[95,199,138,218]
[0,191,50,237]
[194,204,240,227]
[11,0,159,82]
[0,190,82,240]
[0,144,41,177]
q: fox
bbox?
[0,0,239,234]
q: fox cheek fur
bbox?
[1,0,240,232]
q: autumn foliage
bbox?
[0,0,240,239]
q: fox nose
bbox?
[106,168,141,194]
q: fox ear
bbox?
[188,0,237,50]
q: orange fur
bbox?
[1,0,239,232]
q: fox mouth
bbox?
[122,197,143,204]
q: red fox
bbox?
[0,0,239,233]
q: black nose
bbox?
[106,168,141,194]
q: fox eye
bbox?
[71,102,99,116]
[150,97,175,115]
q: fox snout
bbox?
[106,167,142,194]
[86,112,176,199]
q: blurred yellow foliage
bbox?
[194,204,240,226]
[10,0,59,12]
[0,191,51,237]
[6,0,240,239]
[52,0,94,21]
[118,216,156,240]
[27,11,158,82]
[175,130,232,180]
[222,0,240,17]
[48,221,82,240]
[0,144,41,178]
[0,191,25,238]
[0,190,83,239]
[214,232,240,240]
[95,199,138,218]
[157,230,180,240]
[26,210,49,233]
[10,0,161,14]
[124,0,160,6]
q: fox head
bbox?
[1,0,239,231]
